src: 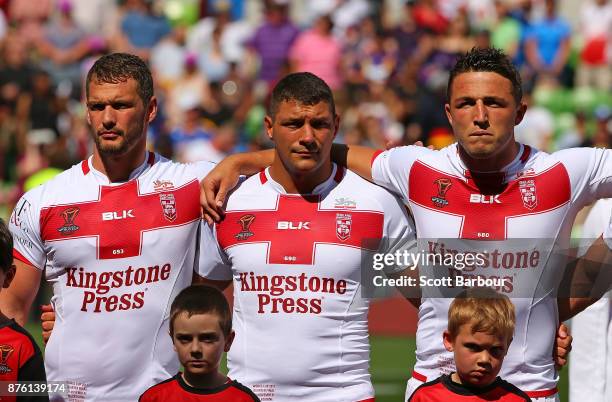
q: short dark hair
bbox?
[448,47,522,103]
[0,219,13,273]
[86,53,154,104]
[169,285,232,337]
[269,72,336,119]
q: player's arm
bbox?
[201,150,274,223]
[330,144,378,182]
[558,234,612,321]
[0,260,41,326]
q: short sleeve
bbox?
[371,145,431,205]
[555,148,612,205]
[9,195,45,269]
[197,222,233,281]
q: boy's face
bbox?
[443,323,510,387]
[172,312,234,376]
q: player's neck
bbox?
[268,160,334,194]
[92,145,147,183]
[459,141,520,173]
[182,370,227,389]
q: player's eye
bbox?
[89,104,105,111]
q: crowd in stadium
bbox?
[0,0,610,218]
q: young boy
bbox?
[0,219,48,401]
[139,285,259,401]
[409,288,531,401]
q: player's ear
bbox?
[514,101,527,126]
[444,103,453,126]
[333,113,340,138]
[224,330,235,352]
[443,330,454,352]
[264,115,274,141]
[147,96,158,124]
[2,265,15,289]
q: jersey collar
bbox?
[259,163,345,195]
[449,143,532,183]
[81,151,156,185]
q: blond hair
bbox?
[448,288,515,342]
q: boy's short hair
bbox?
[169,285,232,337]
[0,219,13,273]
[448,287,515,342]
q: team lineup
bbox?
[0,48,608,401]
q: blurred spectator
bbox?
[187,4,253,65]
[0,98,19,184]
[169,104,213,162]
[9,0,53,44]
[71,0,119,37]
[200,81,234,127]
[36,0,91,95]
[247,1,299,85]
[15,71,59,148]
[412,0,448,35]
[390,1,427,71]
[151,25,188,89]
[0,34,35,111]
[166,52,211,129]
[289,14,342,90]
[118,0,171,59]
[199,24,232,82]
[524,0,572,88]
[0,7,6,40]
[589,105,612,148]
[179,123,238,163]
[515,93,555,150]
[491,0,521,59]
[576,0,612,90]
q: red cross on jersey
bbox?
[10,153,215,402]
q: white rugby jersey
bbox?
[9,152,215,402]
[200,164,416,402]
[372,143,612,396]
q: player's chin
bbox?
[184,361,213,373]
[466,371,495,386]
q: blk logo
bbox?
[470,194,501,204]
[277,221,310,230]
[102,209,135,221]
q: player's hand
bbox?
[200,159,240,224]
[40,304,56,344]
[553,323,572,369]
[386,140,434,150]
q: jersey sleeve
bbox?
[9,193,45,269]
[197,222,233,281]
[378,193,418,275]
[371,145,431,205]
[555,148,612,205]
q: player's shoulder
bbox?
[18,161,87,205]
[152,156,216,181]
[339,169,405,209]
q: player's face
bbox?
[265,100,339,176]
[445,72,526,165]
[86,78,157,157]
[172,312,233,376]
[443,324,509,387]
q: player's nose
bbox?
[473,100,489,128]
[102,106,117,128]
